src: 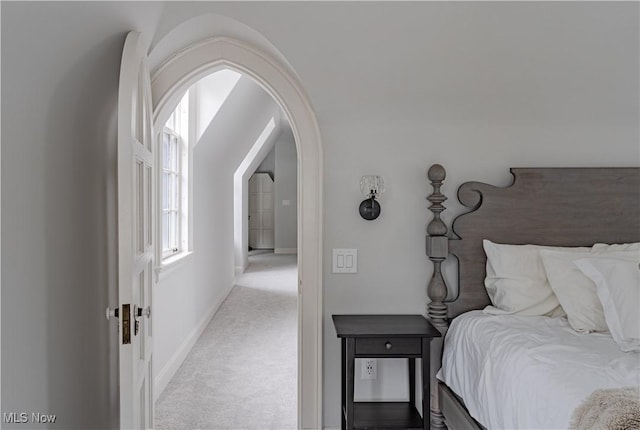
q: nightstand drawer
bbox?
[355,337,421,355]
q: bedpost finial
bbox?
[427,163,448,236]
[428,164,446,182]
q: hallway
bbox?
[155,252,298,429]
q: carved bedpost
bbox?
[426,164,450,430]
[426,164,450,331]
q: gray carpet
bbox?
[155,252,298,430]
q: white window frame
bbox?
[155,89,194,278]
[161,127,184,258]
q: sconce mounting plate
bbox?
[359,198,381,220]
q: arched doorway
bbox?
[150,37,323,429]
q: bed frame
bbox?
[425,164,640,429]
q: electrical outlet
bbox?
[361,359,377,380]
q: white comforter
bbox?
[438,311,640,429]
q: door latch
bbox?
[105,307,119,320]
[122,304,131,344]
[134,305,151,336]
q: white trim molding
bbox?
[150,37,324,429]
[153,297,222,402]
[275,248,298,255]
[154,250,194,282]
[234,264,248,276]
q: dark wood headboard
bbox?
[425,165,640,429]
[426,165,640,328]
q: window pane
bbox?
[168,211,176,251]
[171,136,179,172]
[174,211,180,251]
[171,174,179,210]
[167,174,173,210]
[162,96,188,260]
[162,212,169,251]
[162,172,169,211]
[163,132,170,168]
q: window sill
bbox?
[155,251,193,282]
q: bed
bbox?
[424,165,640,429]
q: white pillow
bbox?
[482,240,589,316]
[592,242,640,252]
[574,256,640,352]
[539,249,638,333]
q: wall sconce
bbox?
[359,175,384,220]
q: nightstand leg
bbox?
[409,357,416,407]
[345,338,355,430]
[341,338,346,430]
[422,338,431,430]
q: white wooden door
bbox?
[249,173,275,249]
[117,31,154,429]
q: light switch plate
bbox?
[333,249,357,273]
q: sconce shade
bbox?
[360,175,385,199]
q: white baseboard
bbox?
[303,427,337,430]
[274,248,297,254]
[153,291,229,402]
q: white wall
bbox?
[194,69,242,143]
[274,125,298,252]
[1,2,165,428]
[255,145,275,177]
[2,2,638,429]
[154,75,281,391]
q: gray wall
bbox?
[1,2,638,429]
[274,126,298,252]
[1,2,163,428]
[255,145,275,178]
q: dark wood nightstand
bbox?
[332,314,441,430]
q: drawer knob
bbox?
[385,342,392,350]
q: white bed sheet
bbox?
[438,310,640,429]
